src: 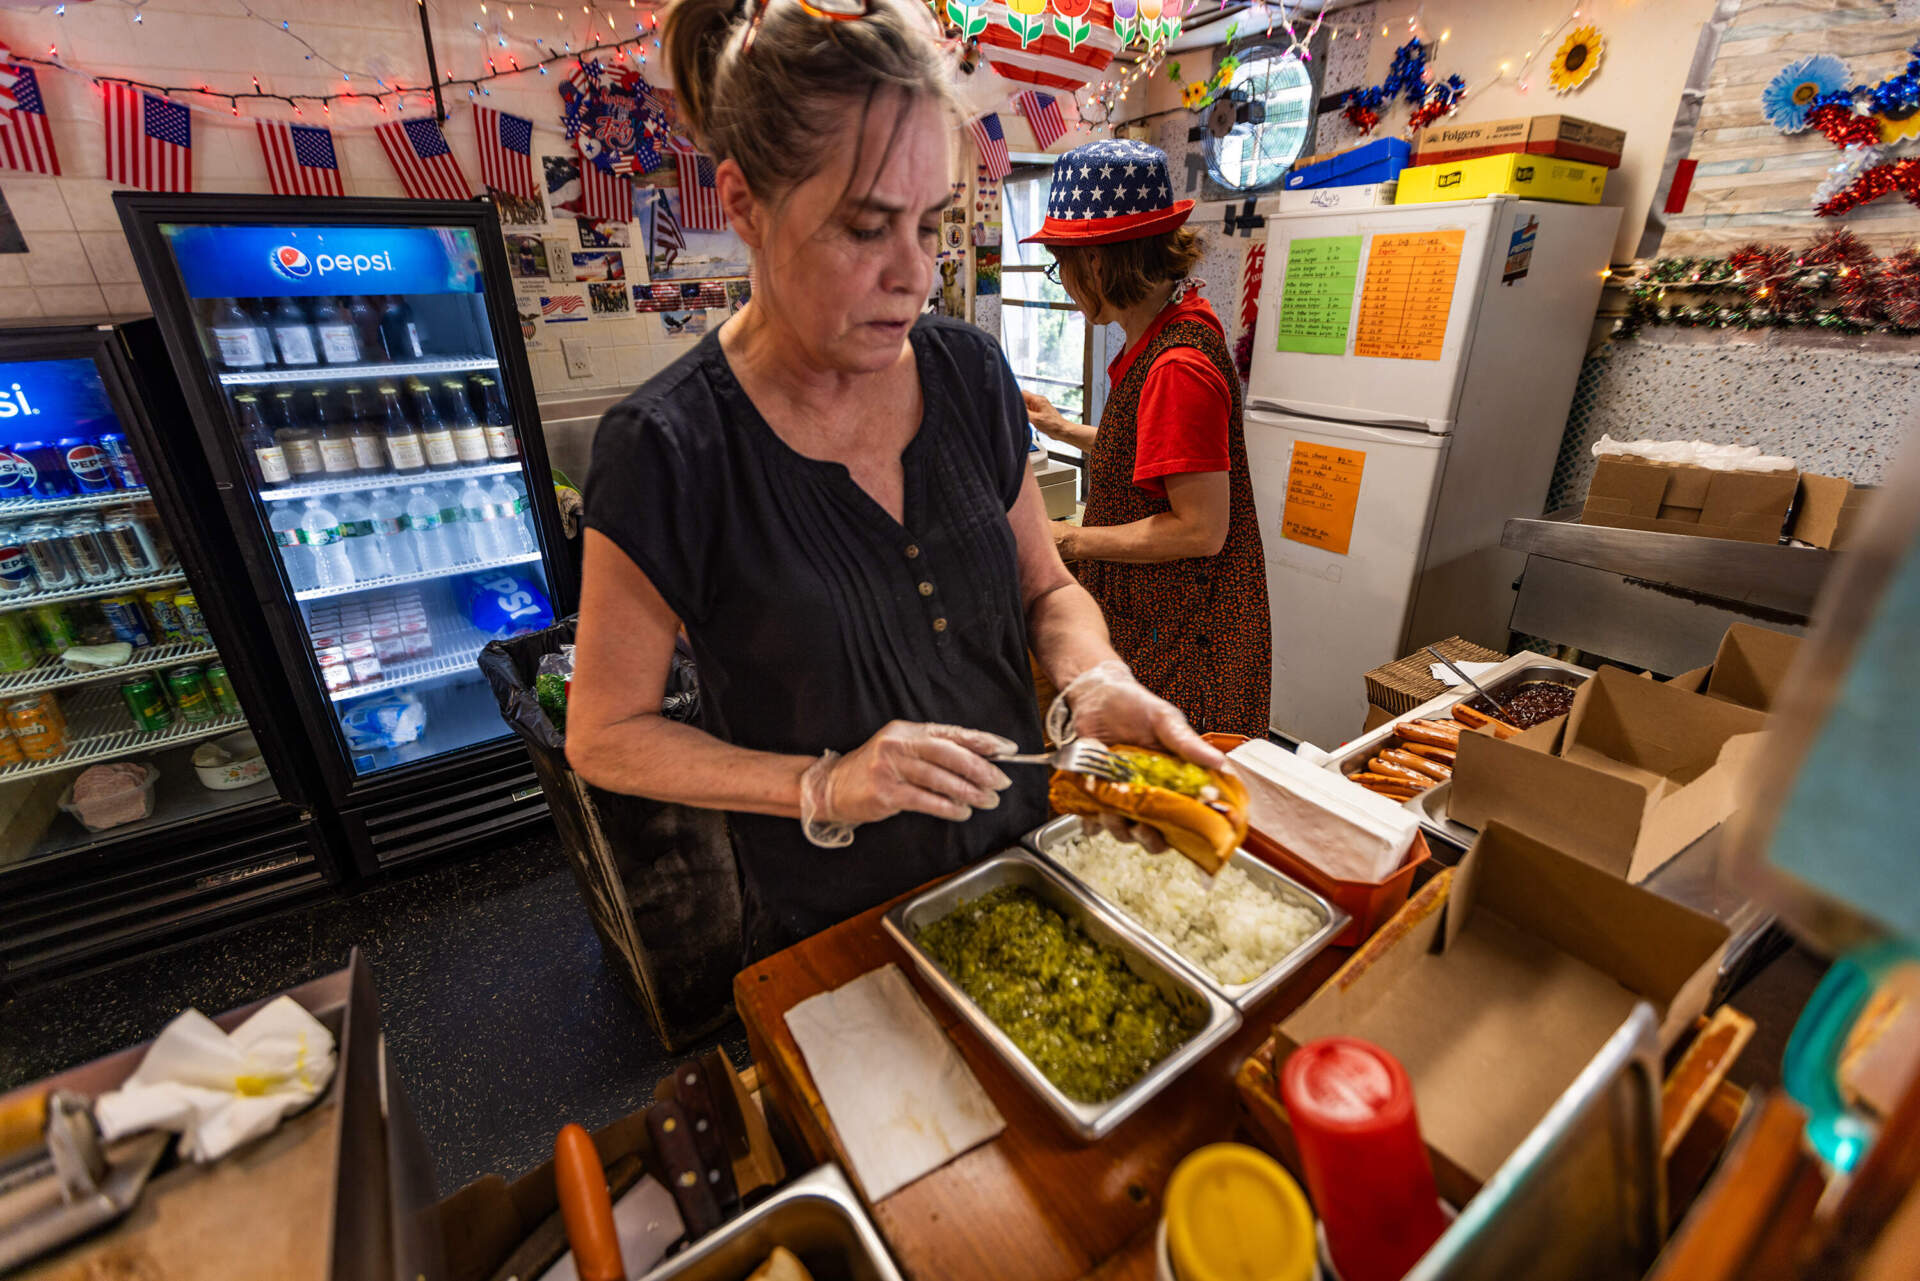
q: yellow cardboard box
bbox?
[1395,153,1608,205]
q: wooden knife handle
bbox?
[554,1123,626,1281]
[647,1099,724,1240]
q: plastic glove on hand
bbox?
[800,721,1016,849]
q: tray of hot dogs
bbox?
[1316,654,1595,851]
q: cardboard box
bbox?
[1450,665,1768,883]
[1285,137,1411,189]
[1580,456,1799,543]
[1413,114,1626,169]
[1790,473,1873,549]
[1667,623,1803,712]
[1275,823,1727,1201]
[1395,153,1608,205]
[1273,181,1398,212]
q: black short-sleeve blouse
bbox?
[586,316,1049,956]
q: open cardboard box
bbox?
[1666,622,1802,712]
[1450,666,1768,883]
[1580,456,1799,544]
[1790,473,1873,549]
[1271,822,1727,1207]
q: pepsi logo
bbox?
[66,444,111,484]
[271,246,314,279]
[0,451,34,494]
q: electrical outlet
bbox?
[563,338,594,380]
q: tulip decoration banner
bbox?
[1004,0,1046,48]
[1050,0,1095,54]
[946,0,988,42]
[977,0,1122,91]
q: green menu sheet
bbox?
[1275,235,1363,355]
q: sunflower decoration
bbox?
[1762,54,1850,133]
[1549,24,1605,94]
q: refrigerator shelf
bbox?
[0,568,188,613]
[261,461,521,503]
[0,680,247,783]
[292,550,542,602]
[215,356,501,387]
[328,643,486,702]
[0,488,153,518]
[0,639,221,699]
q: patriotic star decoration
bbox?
[1045,139,1177,220]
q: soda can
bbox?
[8,694,67,760]
[99,594,154,648]
[0,721,22,766]
[62,517,119,585]
[58,437,116,494]
[121,673,173,732]
[167,664,214,723]
[0,526,38,596]
[13,442,69,498]
[20,522,76,590]
[98,433,145,489]
[142,590,186,643]
[0,450,33,500]
[30,604,78,652]
[99,512,162,577]
[175,591,208,641]
[206,662,240,716]
[0,611,37,673]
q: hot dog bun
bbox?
[1049,745,1248,875]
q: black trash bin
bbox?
[480,618,742,1050]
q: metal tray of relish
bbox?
[882,849,1241,1143]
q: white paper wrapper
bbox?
[785,964,1003,1202]
[1591,434,1797,473]
[94,996,337,1162]
[1429,660,1503,688]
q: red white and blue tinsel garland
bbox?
[1771,42,1920,217]
[1341,39,1465,136]
[561,58,675,176]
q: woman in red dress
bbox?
[1022,139,1272,739]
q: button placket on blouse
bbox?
[905,541,948,638]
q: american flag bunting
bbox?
[376,116,472,200]
[968,113,1010,180]
[255,120,344,197]
[0,64,59,176]
[106,84,192,192]
[1016,90,1067,150]
[474,106,537,199]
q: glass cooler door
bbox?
[155,222,557,780]
[0,354,265,870]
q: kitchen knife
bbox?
[667,1059,739,1215]
[645,1099,723,1241]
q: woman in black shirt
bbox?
[569,0,1223,955]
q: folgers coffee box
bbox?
[1412,114,1625,169]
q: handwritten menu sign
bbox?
[1282,442,1367,555]
[1274,235,1362,355]
[1354,230,1465,361]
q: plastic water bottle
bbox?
[404,486,452,571]
[334,493,390,581]
[299,498,353,589]
[437,483,476,565]
[268,502,314,592]
[369,489,419,576]
[488,477,533,555]
[460,479,507,561]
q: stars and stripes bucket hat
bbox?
[1019,137,1195,246]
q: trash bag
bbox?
[481,618,742,1050]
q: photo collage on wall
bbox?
[632,166,752,339]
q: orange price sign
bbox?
[1281,442,1367,555]
[1353,229,1465,361]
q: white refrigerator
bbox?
[1245,195,1620,750]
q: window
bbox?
[1206,45,1317,194]
[1002,161,1094,489]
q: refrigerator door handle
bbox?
[1247,396,1452,435]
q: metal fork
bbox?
[992,738,1130,782]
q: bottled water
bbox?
[299,498,353,590]
[460,479,508,561]
[437,483,476,565]
[488,477,533,555]
[368,489,419,576]
[268,502,314,591]
[404,486,452,571]
[334,493,390,581]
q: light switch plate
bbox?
[563,338,594,379]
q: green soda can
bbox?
[0,611,37,673]
[121,673,173,732]
[167,664,214,724]
[29,604,78,653]
[205,662,240,717]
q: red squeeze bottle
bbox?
[1280,1037,1448,1281]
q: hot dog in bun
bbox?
[1049,746,1249,875]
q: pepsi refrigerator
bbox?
[0,319,339,988]
[116,193,576,878]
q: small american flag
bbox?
[671,146,726,232]
[255,121,343,197]
[474,106,536,199]
[648,187,683,268]
[577,153,630,223]
[0,64,59,176]
[1015,91,1067,151]
[106,85,191,193]
[541,294,587,321]
[968,113,1010,181]
[376,116,472,201]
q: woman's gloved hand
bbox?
[1046,660,1227,853]
[799,721,1017,849]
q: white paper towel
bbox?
[785,964,1004,1201]
[1429,660,1502,688]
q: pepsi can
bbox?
[99,512,161,576]
[0,525,36,596]
[0,450,33,500]
[20,522,75,589]
[98,433,145,490]
[59,437,116,494]
[14,442,69,498]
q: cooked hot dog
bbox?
[1400,743,1457,764]
[554,1124,625,1281]
[1397,720,1462,749]
[1451,703,1519,738]
[1382,748,1450,781]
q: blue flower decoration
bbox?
[1764,54,1851,133]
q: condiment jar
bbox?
[1157,1143,1316,1281]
